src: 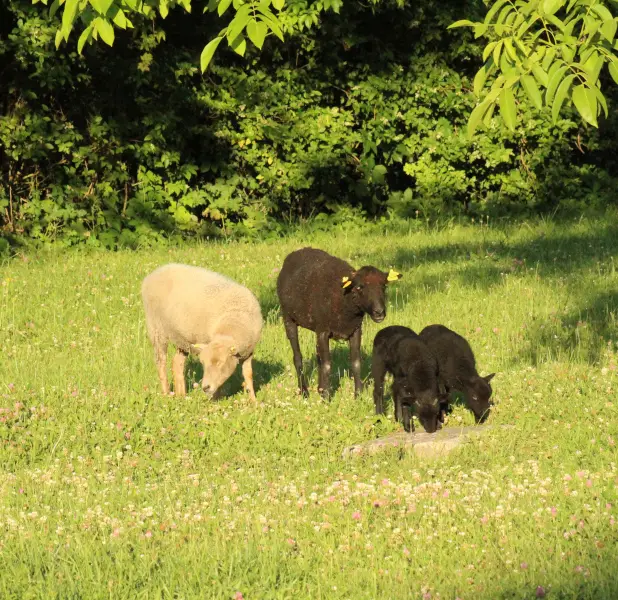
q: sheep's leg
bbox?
[172,349,187,396]
[402,404,414,433]
[154,340,170,395]
[371,355,386,415]
[242,355,256,402]
[316,331,332,399]
[349,327,363,397]
[284,318,308,397]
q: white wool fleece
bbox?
[141,263,263,359]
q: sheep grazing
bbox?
[372,325,448,433]
[141,263,263,401]
[419,324,495,423]
[276,247,402,398]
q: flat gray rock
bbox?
[342,424,492,459]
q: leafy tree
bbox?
[451,0,618,136]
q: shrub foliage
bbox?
[1,0,618,248]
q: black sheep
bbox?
[419,324,495,423]
[277,247,402,398]
[372,325,448,433]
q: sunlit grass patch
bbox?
[1,216,618,599]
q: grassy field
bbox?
[1,216,618,599]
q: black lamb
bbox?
[419,324,495,423]
[372,325,448,433]
[277,247,402,398]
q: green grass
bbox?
[1,216,618,599]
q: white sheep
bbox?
[141,263,263,400]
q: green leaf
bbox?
[499,87,517,131]
[217,0,233,17]
[467,100,492,138]
[482,101,496,127]
[226,4,251,44]
[448,19,476,29]
[588,84,608,117]
[372,165,387,184]
[593,4,617,41]
[541,47,557,71]
[521,73,543,110]
[572,84,598,127]
[246,19,268,50]
[473,62,490,97]
[493,39,503,66]
[551,73,575,123]
[582,51,603,85]
[485,0,511,23]
[272,0,284,10]
[111,7,131,28]
[48,0,61,19]
[89,0,114,14]
[77,24,93,53]
[546,64,568,104]
[256,7,284,41]
[94,17,115,46]
[474,23,488,38]
[503,38,518,63]
[609,60,618,85]
[531,64,549,88]
[231,34,247,56]
[200,36,223,72]
[543,0,564,17]
[61,0,79,42]
[54,28,64,49]
[483,42,498,63]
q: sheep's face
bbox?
[194,342,239,397]
[343,267,402,323]
[394,382,444,434]
[414,394,443,433]
[465,373,495,423]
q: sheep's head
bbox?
[464,373,495,423]
[191,340,240,397]
[394,380,445,434]
[341,267,402,323]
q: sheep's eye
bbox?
[354,285,362,291]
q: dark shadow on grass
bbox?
[394,220,618,284]
[182,356,285,398]
[512,290,618,367]
[389,220,618,366]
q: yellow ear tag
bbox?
[387,269,401,282]
[229,346,237,355]
[194,343,207,350]
[341,276,352,289]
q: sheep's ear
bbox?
[386,269,402,282]
[483,373,496,383]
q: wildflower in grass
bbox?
[234,593,244,600]
[536,585,546,597]
[520,562,528,570]
[352,511,361,520]
[144,530,152,538]
[550,507,557,517]
[403,546,410,556]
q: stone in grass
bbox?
[342,425,493,459]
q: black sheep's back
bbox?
[277,248,359,337]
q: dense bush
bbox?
[1,0,618,249]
